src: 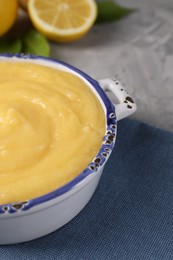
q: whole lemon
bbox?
[0,0,18,36]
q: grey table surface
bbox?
[51,0,173,132]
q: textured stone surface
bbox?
[51,0,173,132]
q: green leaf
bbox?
[96,0,136,24]
[22,30,50,57]
[0,36,22,53]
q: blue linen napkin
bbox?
[1,118,173,260]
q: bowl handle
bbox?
[98,78,137,121]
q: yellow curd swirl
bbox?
[0,61,105,204]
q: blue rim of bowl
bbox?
[0,53,117,214]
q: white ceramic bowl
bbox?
[0,54,136,244]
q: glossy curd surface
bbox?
[0,61,105,204]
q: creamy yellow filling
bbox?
[0,61,105,204]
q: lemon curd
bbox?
[0,61,105,204]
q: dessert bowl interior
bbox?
[0,53,117,215]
